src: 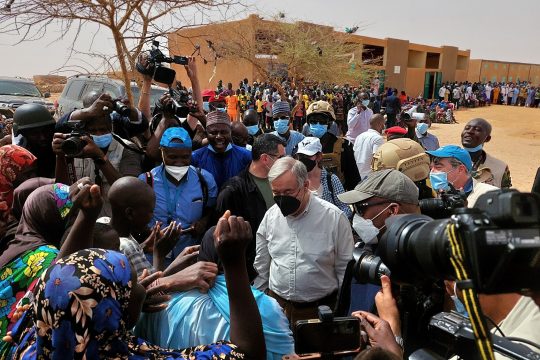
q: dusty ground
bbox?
[428,105,540,191]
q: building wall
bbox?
[440,46,458,83]
[406,68,426,98]
[168,15,538,100]
[467,59,540,85]
[383,38,409,92]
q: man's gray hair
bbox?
[268,157,308,188]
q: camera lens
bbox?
[353,251,391,285]
[62,136,87,156]
[114,101,131,117]
[419,198,449,218]
[376,214,451,285]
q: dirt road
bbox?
[429,105,540,191]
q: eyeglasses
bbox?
[273,116,289,121]
[353,200,391,217]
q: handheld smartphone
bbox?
[294,317,361,355]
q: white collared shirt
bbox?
[353,129,384,180]
[254,194,354,302]
[345,106,374,142]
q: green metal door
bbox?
[377,70,385,94]
[423,72,431,99]
[435,72,443,95]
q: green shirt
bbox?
[250,173,275,209]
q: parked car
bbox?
[0,77,55,118]
[56,75,168,117]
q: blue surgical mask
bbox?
[273,119,290,135]
[92,133,113,148]
[451,283,468,318]
[208,143,233,153]
[309,124,328,138]
[429,171,450,191]
[464,144,483,152]
[246,124,259,136]
[416,123,429,135]
[216,107,226,113]
[203,101,210,112]
[362,100,370,107]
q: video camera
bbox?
[354,189,540,293]
[137,40,188,85]
[346,189,540,359]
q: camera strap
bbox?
[447,222,495,360]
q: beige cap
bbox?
[338,169,419,205]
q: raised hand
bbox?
[72,183,102,220]
[213,210,252,266]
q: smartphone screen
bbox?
[294,317,361,355]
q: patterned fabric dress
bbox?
[13,249,246,360]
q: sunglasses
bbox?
[273,116,289,120]
[353,200,391,217]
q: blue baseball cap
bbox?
[426,145,472,171]
[160,127,192,149]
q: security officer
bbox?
[12,103,56,177]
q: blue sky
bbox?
[1,0,538,77]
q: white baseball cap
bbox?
[296,137,322,156]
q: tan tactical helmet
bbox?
[306,100,336,121]
[371,138,430,182]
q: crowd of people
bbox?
[0,55,539,360]
[437,81,540,108]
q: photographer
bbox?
[141,55,207,162]
[426,145,498,207]
[57,91,149,142]
[52,95,142,216]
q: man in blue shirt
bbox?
[191,111,252,189]
[270,100,304,155]
[139,127,218,262]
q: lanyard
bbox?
[162,165,186,223]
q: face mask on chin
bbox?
[464,144,483,152]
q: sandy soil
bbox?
[428,105,540,191]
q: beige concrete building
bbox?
[467,59,540,85]
[167,15,481,98]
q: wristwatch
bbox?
[395,335,404,349]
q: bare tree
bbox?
[0,0,244,101]
[214,16,379,95]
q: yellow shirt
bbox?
[256,99,264,112]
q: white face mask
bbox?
[164,165,189,181]
[352,214,379,244]
[352,204,392,244]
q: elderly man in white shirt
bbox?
[353,114,386,181]
[254,157,354,324]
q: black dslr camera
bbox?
[62,121,88,156]
[419,185,467,219]
[137,40,189,85]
